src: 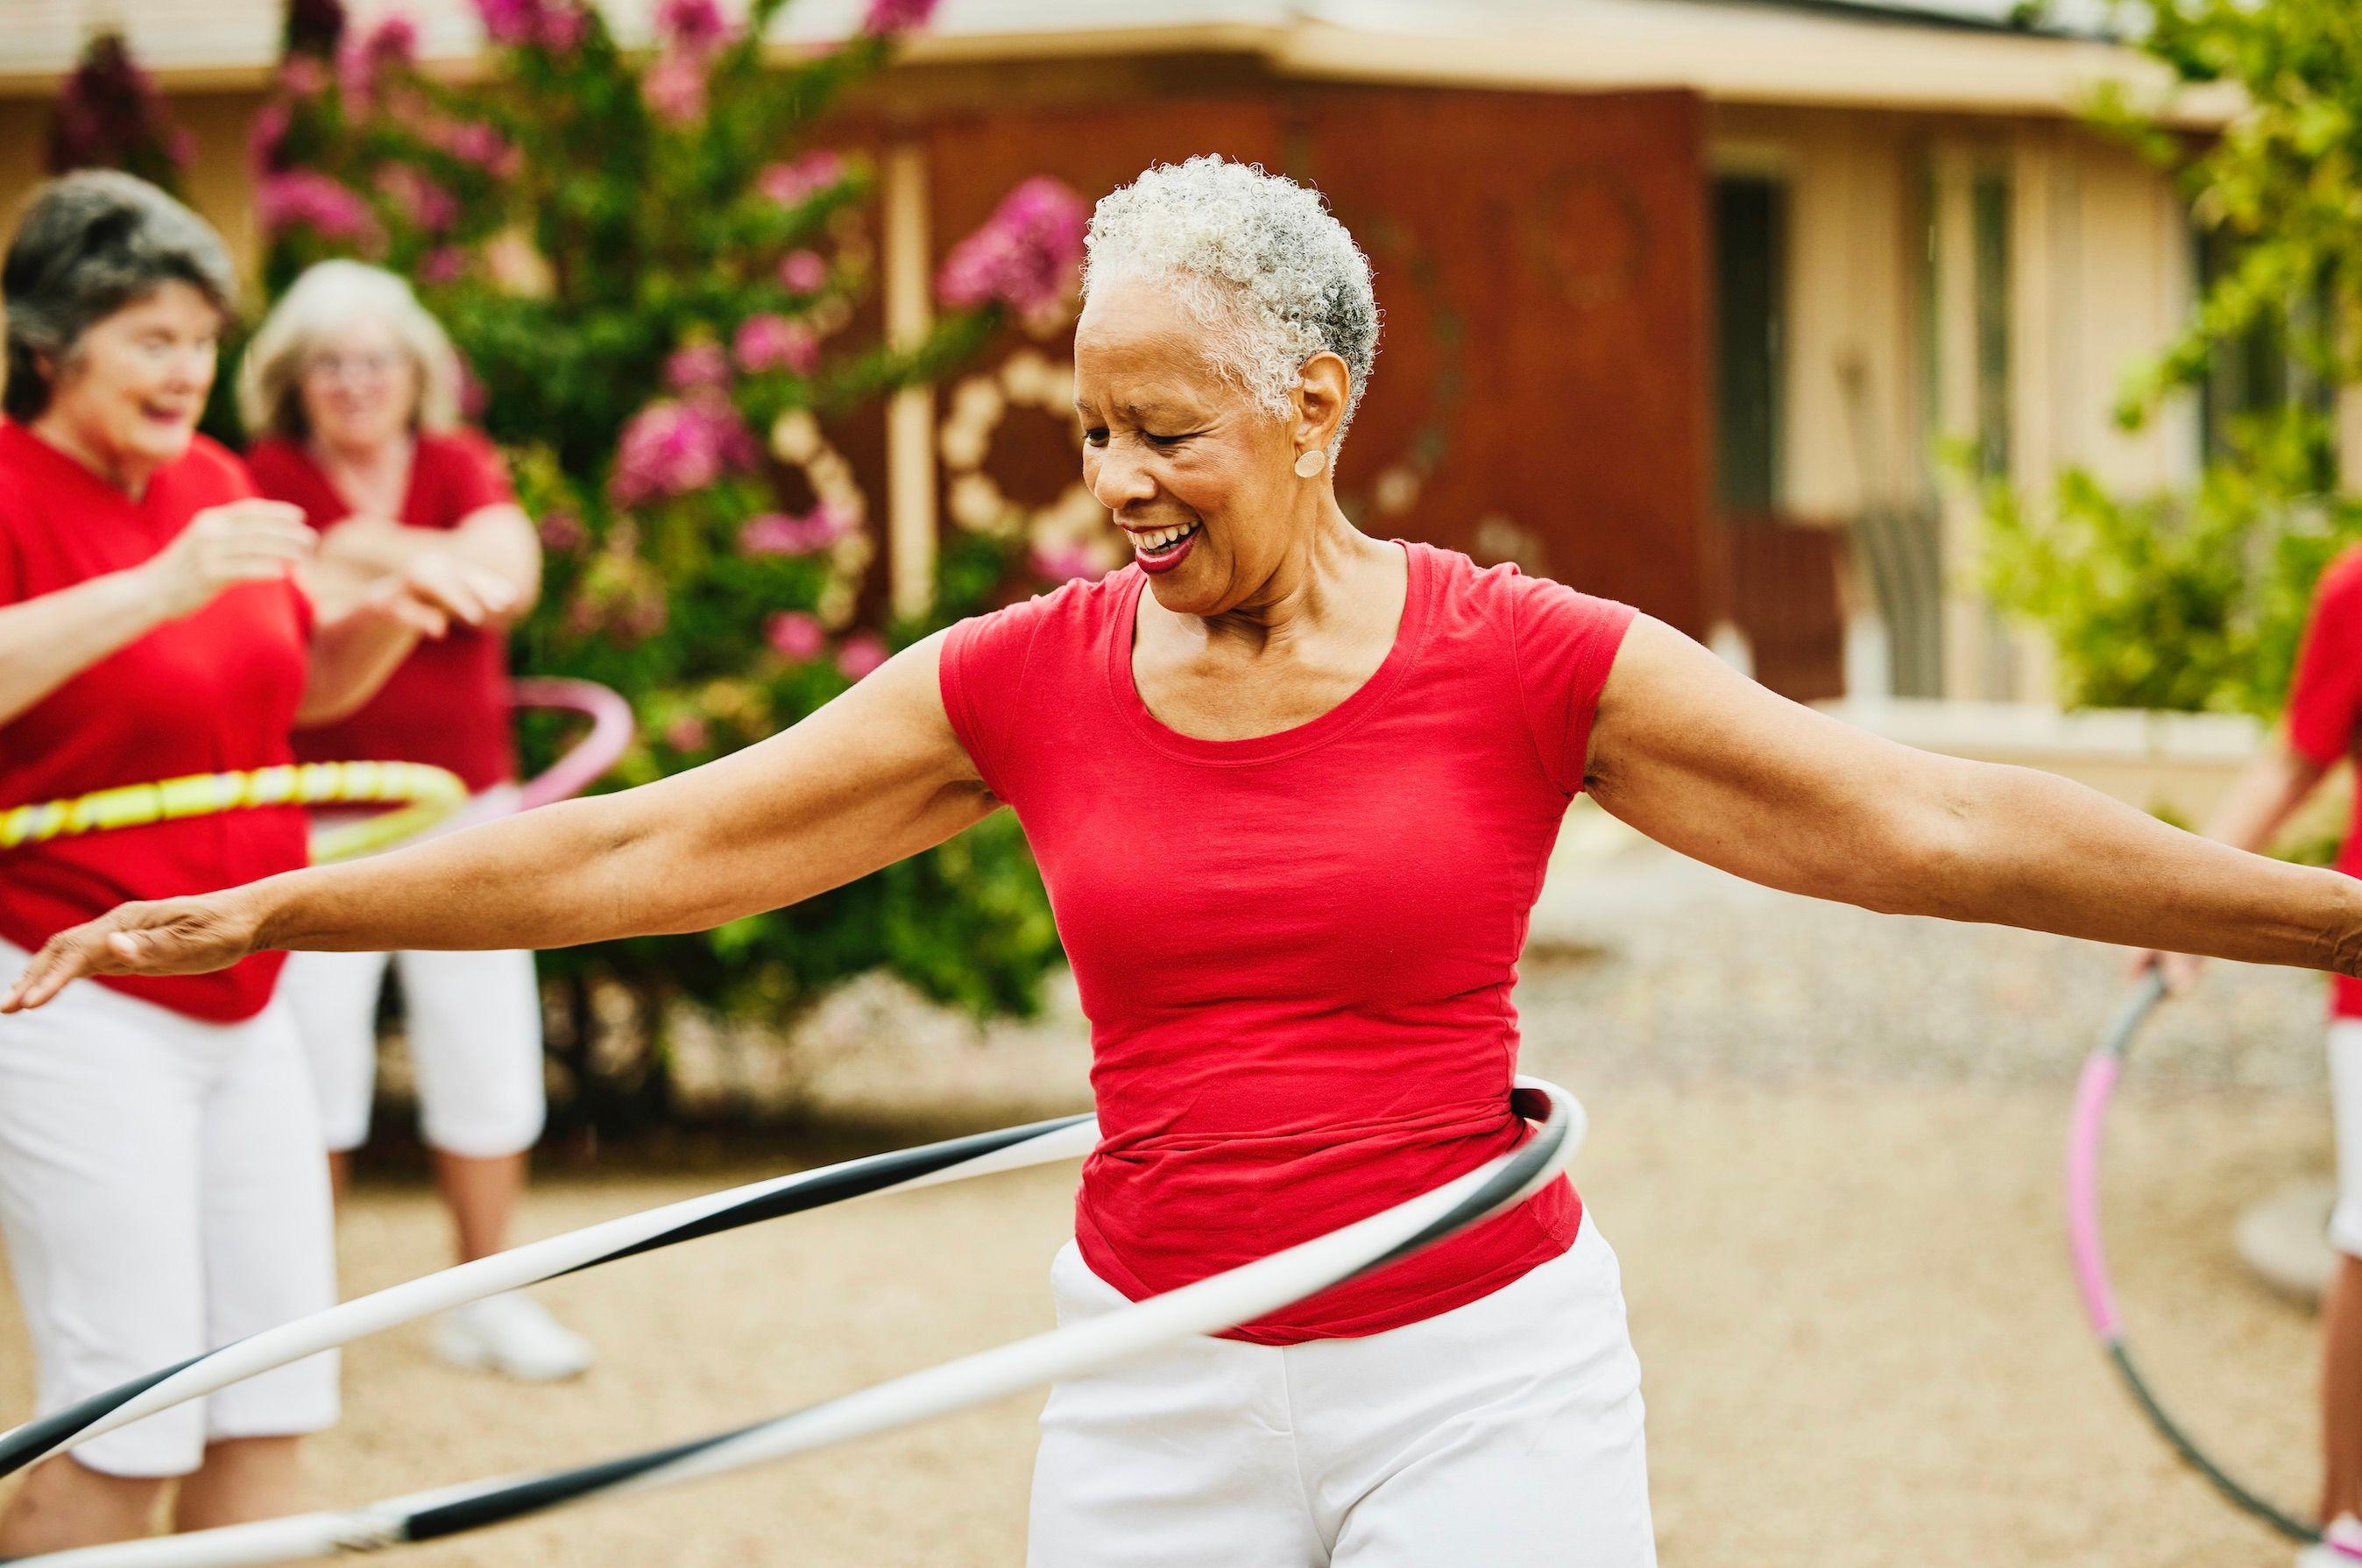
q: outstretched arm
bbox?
[2,631,993,1011]
[1584,616,2362,977]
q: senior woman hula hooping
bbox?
[0,173,504,1553]
[11,157,2362,1565]
[239,261,586,1385]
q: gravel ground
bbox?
[0,819,2338,1565]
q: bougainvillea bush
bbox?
[245,0,1088,1120]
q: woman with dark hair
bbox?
[14,158,2362,1564]
[0,172,500,1551]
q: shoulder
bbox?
[173,434,258,502]
[2316,547,2362,617]
[1414,542,1633,645]
[241,436,308,491]
[419,426,506,475]
[951,568,1132,662]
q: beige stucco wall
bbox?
[1711,102,2201,703]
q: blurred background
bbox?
[2,0,2357,1563]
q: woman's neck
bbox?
[1200,500,1392,653]
[27,413,157,498]
[309,430,414,513]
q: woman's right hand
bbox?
[140,500,316,618]
[2128,948,2203,994]
[0,892,265,1014]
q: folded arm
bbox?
[3,632,993,1010]
[1585,616,2362,977]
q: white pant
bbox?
[0,945,339,1476]
[1028,1218,1655,1567]
[2330,1021,2362,1258]
[279,943,546,1158]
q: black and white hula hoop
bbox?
[0,1079,1583,1566]
[2066,973,2316,1543]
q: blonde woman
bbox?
[240,262,585,1382]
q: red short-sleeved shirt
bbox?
[247,430,519,792]
[0,422,310,1022]
[941,541,1635,1343]
[2286,545,2362,1015]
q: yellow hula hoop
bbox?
[0,761,469,865]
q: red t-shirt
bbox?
[0,422,310,1022]
[247,430,519,792]
[941,541,1636,1343]
[2286,545,2362,1016]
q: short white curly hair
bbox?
[1083,156,1379,454]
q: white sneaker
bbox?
[434,1292,594,1381]
[2299,1515,2362,1566]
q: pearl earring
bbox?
[1293,449,1326,479]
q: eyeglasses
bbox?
[302,350,403,384]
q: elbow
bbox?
[1848,773,1987,920]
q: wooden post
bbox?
[882,141,937,623]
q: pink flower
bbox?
[431,119,518,179]
[766,611,825,661]
[376,164,458,234]
[738,506,845,556]
[538,512,588,552]
[664,343,732,392]
[608,396,759,507]
[732,314,818,376]
[757,151,845,208]
[663,714,711,752]
[474,0,586,51]
[257,170,382,246]
[339,12,417,105]
[249,100,293,172]
[418,245,469,285]
[641,52,706,124]
[654,0,732,53]
[777,250,827,293]
[836,632,889,681]
[937,177,1089,317]
[1029,542,1101,583]
[537,3,588,51]
[861,0,942,36]
[458,364,489,420]
[277,56,332,98]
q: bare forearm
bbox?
[245,795,659,954]
[325,509,540,612]
[296,609,420,724]
[2196,742,2330,852]
[0,567,169,725]
[1904,758,2362,974]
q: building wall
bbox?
[1708,101,2198,703]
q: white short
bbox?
[2330,1021,2362,1258]
[279,944,545,1159]
[1027,1218,1655,1568]
[0,943,339,1477]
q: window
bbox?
[1714,174,1786,514]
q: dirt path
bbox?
[0,833,2337,1564]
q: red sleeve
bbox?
[2288,551,2362,766]
[1508,571,1637,796]
[940,594,1054,803]
[0,492,23,609]
[436,429,515,519]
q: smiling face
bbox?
[1073,276,1322,617]
[296,312,419,455]
[40,280,222,484]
